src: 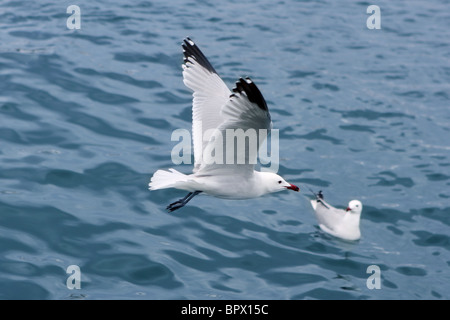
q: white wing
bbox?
[196,77,272,175]
[182,38,231,173]
[312,198,346,232]
[182,38,272,176]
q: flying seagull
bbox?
[149,37,299,212]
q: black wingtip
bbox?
[317,190,324,200]
[314,191,329,209]
[232,77,269,112]
[181,37,217,74]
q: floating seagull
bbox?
[149,37,299,212]
[309,190,362,241]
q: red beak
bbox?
[286,184,300,192]
[346,207,351,212]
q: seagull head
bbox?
[260,172,300,194]
[346,200,363,214]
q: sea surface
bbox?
[0,0,449,300]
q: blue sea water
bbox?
[0,0,449,300]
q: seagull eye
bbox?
[278,180,282,184]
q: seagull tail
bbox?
[149,168,189,190]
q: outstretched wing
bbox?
[181,37,231,173]
[195,77,272,176]
[182,38,273,176]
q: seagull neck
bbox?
[253,171,273,195]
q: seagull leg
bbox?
[166,191,202,212]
